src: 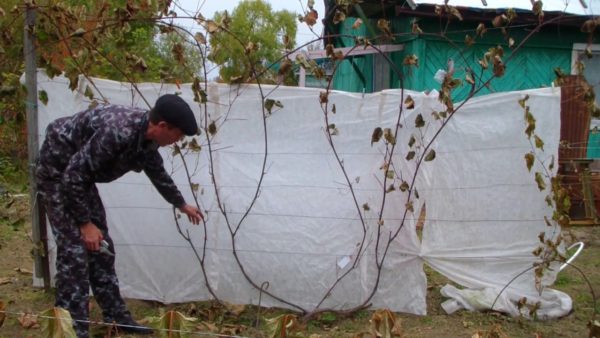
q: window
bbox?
[572,43,600,103]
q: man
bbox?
[36,94,204,337]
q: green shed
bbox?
[321,1,598,102]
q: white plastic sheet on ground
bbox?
[33,71,571,317]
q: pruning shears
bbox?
[99,240,114,256]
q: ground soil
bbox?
[0,194,598,338]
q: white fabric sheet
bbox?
[33,71,570,317]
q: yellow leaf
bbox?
[266,314,301,338]
[534,135,544,150]
[383,128,396,145]
[352,18,363,29]
[448,6,463,21]
[525,152,535,172]
[371,127,383,145]
[224,302,246,316]
[40,307,76,337]
[333,9,346,25]
[465,72,475,85]
[412,22,423,34]
[478,58,489,69]
[403,54,419,67]
[194,32,206,44]
[158,310,196,336]
[476,23,487,37]
[319,91,329,104]
[424,149,436,161]
[465,34,474,46]
[370,309,402,338]
[508,37,515,48]
[408,135,416,147]
[305,9,319,26]
[535,172,546,191]
[208,121,217,136]
[415,114,425,128]
[404,95,415,109]
[532,1,544,15]
[518,95,529,108]
[205,20,219,33]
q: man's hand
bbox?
[179,204,204,224]
[80,222,104,251]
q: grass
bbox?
[0,194,599,337]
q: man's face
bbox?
[155,121,184,146]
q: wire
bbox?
[0,309,250,338]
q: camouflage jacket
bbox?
[36,104,186,225]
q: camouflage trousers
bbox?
[38,181,131,338]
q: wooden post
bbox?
[24,5,50,289]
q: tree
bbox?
[208,0,297,83]
[0,0,28,169]
[0,0,203,176]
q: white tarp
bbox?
[34,71,570,317]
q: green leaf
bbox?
[38,90,48,106]
[525,152,535,172]
[424,149,436,161]
[371,127,383,146]
[399,181,409,192]
[40,307,77,338]
[535,172,546,191]
[549,155,555,171]
[415,114,425,128]
[406,151,415,161]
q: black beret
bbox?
[152,94,198,136]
